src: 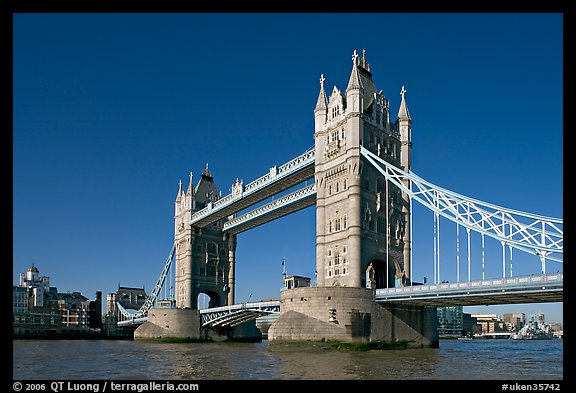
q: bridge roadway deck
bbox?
[375,273,563,307]
[190,150,314,228]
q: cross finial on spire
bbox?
[352,49,358,65]
[401,85,407,98]
[320,74,325,88]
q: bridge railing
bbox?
[375,273,563,298]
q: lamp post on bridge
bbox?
[282,257,287,289]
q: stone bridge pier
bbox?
[268,287,438,348]
[133,308,262,342]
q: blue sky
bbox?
[12,14,563,323]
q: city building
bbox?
[115,286,147,311]
[89,291,103,330]
[19,264,50,296]
[13,264,103,338]
[472,314,508,334]
[13,284,61,338]
[472,315,511,338]
[13,286,28,314]
[437,306,478,337]
[503,312,525,333]
[13,265,61,337]
[103,286,148,337]
[284,275,311,289]
[57,292,90,332]
[548,323,563,339]
[437,306,463,336]
[463,313,479,335]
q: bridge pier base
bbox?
[133,308,263,342]
[134,308,201,340]
[268,287,439,348]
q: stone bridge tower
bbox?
[173,166,237,309]
[314,49,413,290]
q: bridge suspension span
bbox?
[361,145,563,279]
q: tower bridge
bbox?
[116,50,562,346]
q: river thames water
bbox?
[13,338,563,381]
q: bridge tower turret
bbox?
[313,49,410,290]
[174,166,235,310]
[314,74,328,133]
[397,86,413,281]
[174,174,194,309]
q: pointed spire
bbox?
[186,171,194,195]
[314,74,328,112]
[361,48,371,72]
[346,49,363,92]
[398,85,411,121]
[202,163,213,180]
[176,179,183,202]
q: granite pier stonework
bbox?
[268,287,438,348]
[134,308,261,342]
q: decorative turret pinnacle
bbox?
[176,179,183,202]
[202,163,213,180]
[186,171,194,195]
[314,74,328,112]
[398,85,411,121]
[361,48,370,71]
[346,49,363,92]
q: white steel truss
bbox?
[361,146,563,266]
